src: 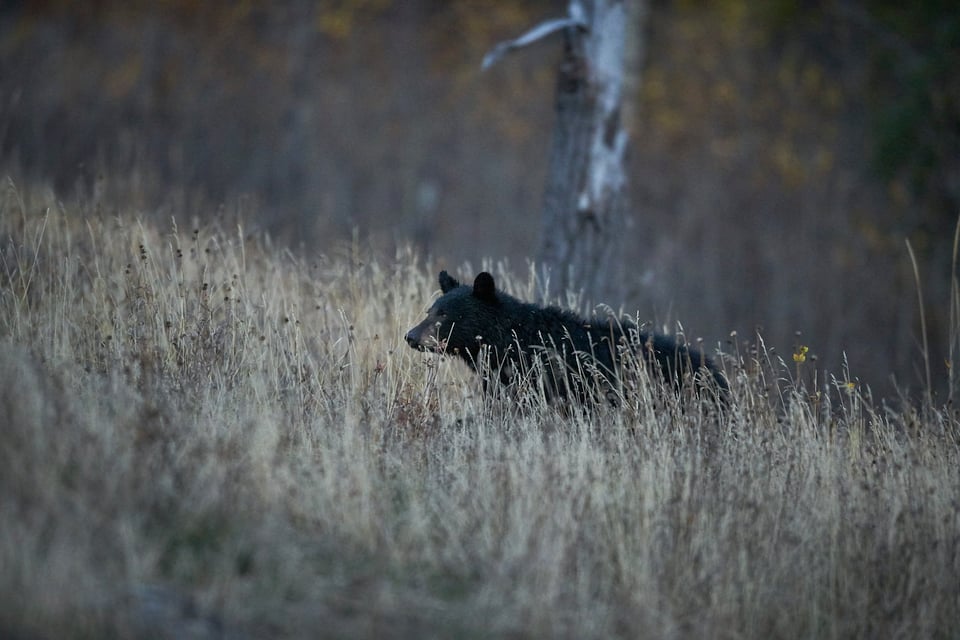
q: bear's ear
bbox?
[439,271,460,293]
[473,272,497,304]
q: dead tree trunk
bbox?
[484,0,645,304]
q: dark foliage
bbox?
[406,271,727,402]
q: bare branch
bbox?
[481,16,588,71]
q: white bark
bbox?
[537,0,641,304]
[482,0,646,304]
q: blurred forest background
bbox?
[1,0,958,398]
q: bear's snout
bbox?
[405,328,422,350]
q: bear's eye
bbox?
[435,308,447,318]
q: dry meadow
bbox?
[1,179,958,638]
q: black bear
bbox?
[405,271,727,403]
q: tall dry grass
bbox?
[0,178,958,639]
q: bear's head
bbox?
[405,271,501,361]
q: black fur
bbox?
[406,271,727,402]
